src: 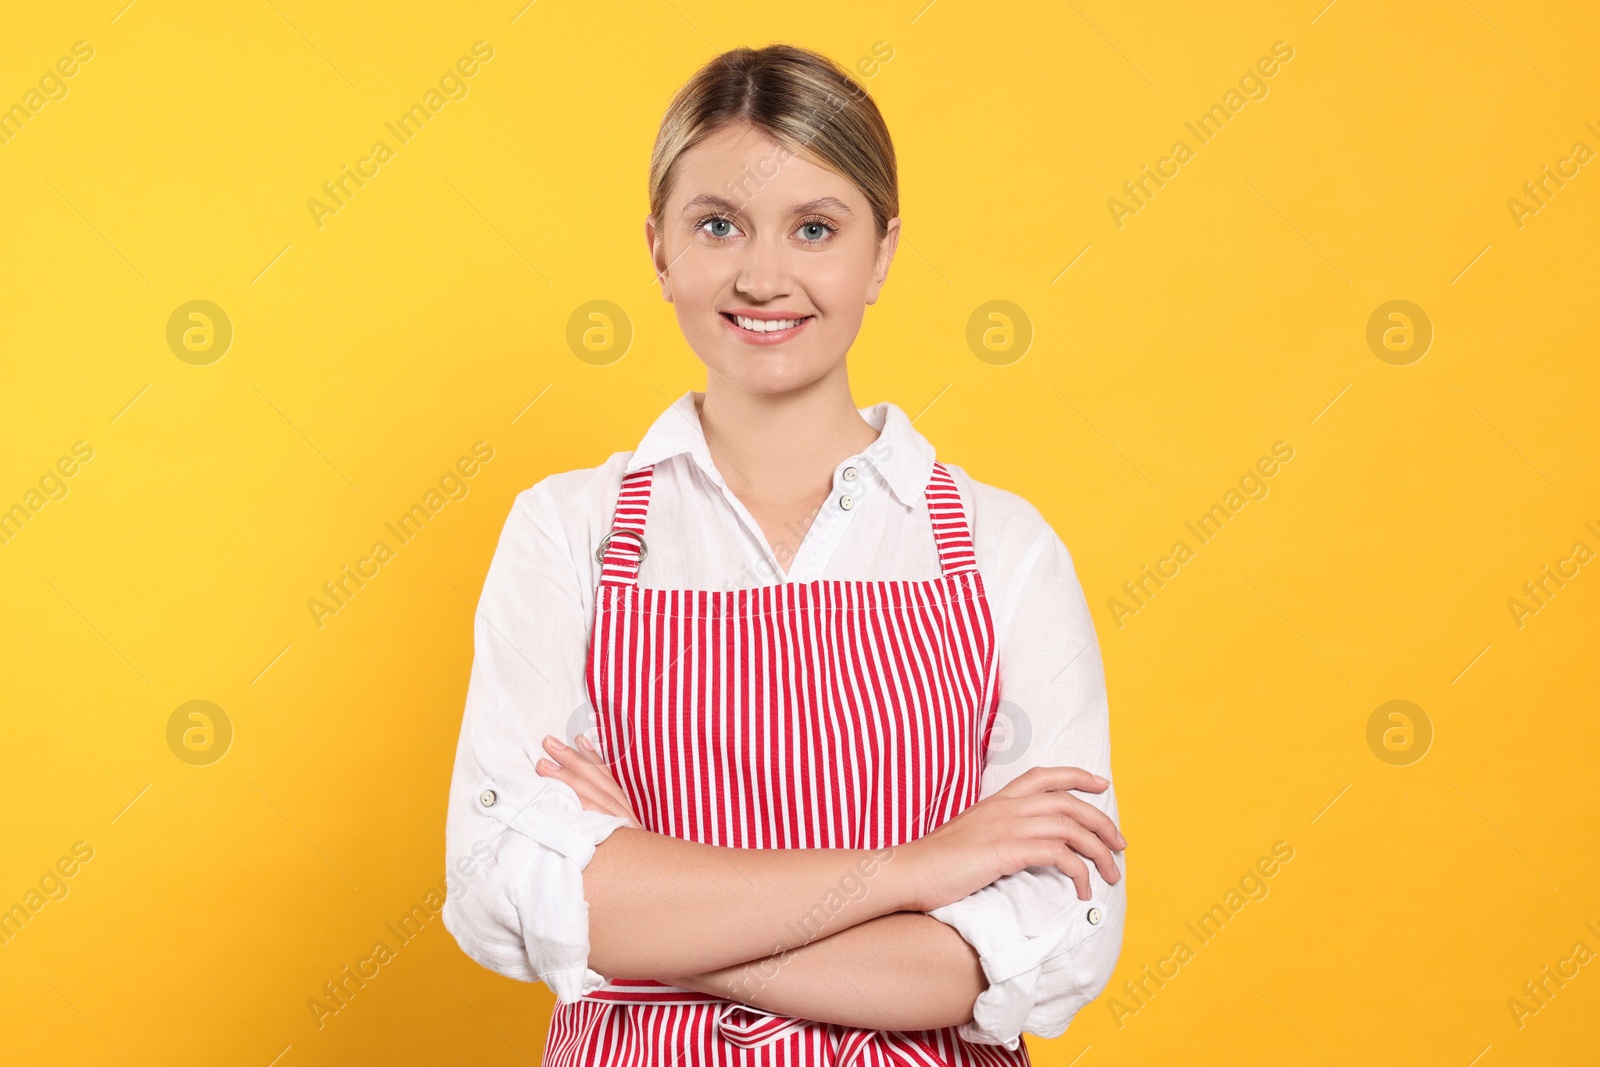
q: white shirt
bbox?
[441,389,1125,1049]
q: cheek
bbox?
[799,254,871,313]
[669,249,730,308]
[665,267,728,358]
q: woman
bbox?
[443,44,1126,1065]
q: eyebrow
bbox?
[680,194,856,219]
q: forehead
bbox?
[669,122,864,212]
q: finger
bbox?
[543,754,621,803]
[1007,792,1124,848]
[565,733,627,778]
[998,766,1108,798]
[537,760,626,814]
[537,737,643,827]
[1017,792,1127,849]
[1043,845,1091,900]
[568,733,607,768]
[536,750,609,793]
[579,745,629,789]
[577,769,635,813]
[1044,816,1122,885]
[539,751,640,817]
[535,756,582,786]
[564,749,632,804]
[543,736,620,787]
[542,734,589,769]
[1008,803,1121,884]
[539,735,572,770]
[576,733,608,765]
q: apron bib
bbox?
[543,461,1031,1066]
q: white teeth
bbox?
[733,315,807,333]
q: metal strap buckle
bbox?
[595,528,648,565]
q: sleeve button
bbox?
[1087,906,1103,925]
[479,789,498,808]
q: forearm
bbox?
[665,911,987,1032]
[583,828,916,979]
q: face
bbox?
[646,121,899,397]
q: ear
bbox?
[646,215,674,303]
[864,216,900,306]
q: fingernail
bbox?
[1094,775,1108,784]
[548,736,567,749]
[535,758,553,772]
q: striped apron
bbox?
[543,460,1030,1066]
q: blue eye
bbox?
[798,220,832,242]
[691,214,732,238]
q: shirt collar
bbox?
[625,390,935,510]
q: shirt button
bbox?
[839,495,855,511]
[1087,906,1103,926]
[479,789,498,808]
[842,466,858,482]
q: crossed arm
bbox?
[540,734,1001,1032]
[576,813,991,1031]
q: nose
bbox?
[733,228,791,302]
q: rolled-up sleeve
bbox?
[442,478,631,1002]
[928,516,1126,1047]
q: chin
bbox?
[712,359,832,396]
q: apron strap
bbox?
[926,461,978,577]
[597,465,654,587]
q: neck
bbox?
[696,369,880,508]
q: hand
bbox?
[535,733,644,830]
[902,766,1126,911]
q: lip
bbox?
[720,311,815,345]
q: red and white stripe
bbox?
[544,461,1028,1066]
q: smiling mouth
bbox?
[720,312,815,333]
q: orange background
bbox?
[1,1,1596,1064]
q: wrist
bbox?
[866,840,926,914]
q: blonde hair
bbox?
[648,44,898,240]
